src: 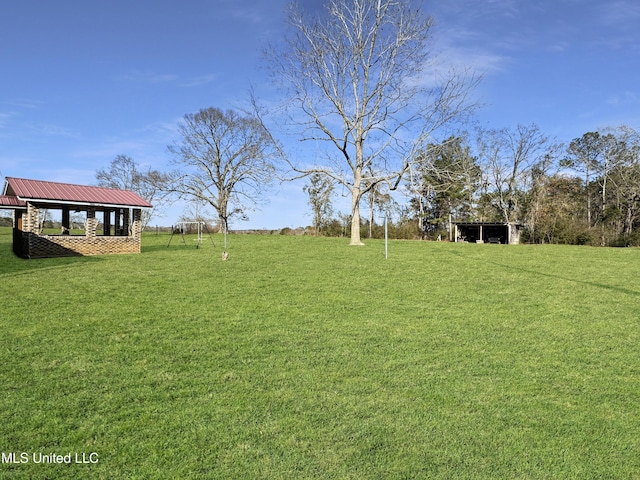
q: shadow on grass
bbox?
[143,243,219,254]
[0,238,103,277]
[0,252,104,276]
[441,242,640,297]
[491,261,640,297]
[142,243,177,253]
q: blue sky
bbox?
[1,0,639,229]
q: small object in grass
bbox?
[222,251,229,261]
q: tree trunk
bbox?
[624,203,634,234]
[350,188,364,245]
[418,195,425,239]
[369,196,374,239]
[314,207,320,236]
[218,200,228,234]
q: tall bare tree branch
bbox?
[267,0,480,244]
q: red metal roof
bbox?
[0,195,27,208]
[3,177,153,208]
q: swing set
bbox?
[167,221,215,248]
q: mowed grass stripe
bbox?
[1,228,639,478]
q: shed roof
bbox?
[2,177,152,209]
[454,222,523,227]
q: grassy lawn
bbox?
[1,227,639,479]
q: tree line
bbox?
[302,124,640,246]
[93,0,639,247]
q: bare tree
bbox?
[96,154,170,229]
[303,172,335,235]
[267,0,479,245]
[524,152,558,242]
[96,155,140,191]
[592,126,640,242]
[179,198,214,229]
[363,167,391,238]
[477,124,555,224]
[167,107,278,233]
[613,126,640,235]
[561,131,615,227]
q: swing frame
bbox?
[167,221,215,248]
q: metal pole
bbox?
[384,214,388,259]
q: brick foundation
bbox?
[24,233,141,258]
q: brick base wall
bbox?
[24,233,141,258]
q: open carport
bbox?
[454,222,522,244]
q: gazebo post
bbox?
[122,209,130,236]
[132,209,142,240]
[115,209,122,235]
[26,203,38,233]
[103,210,111,236]
[86,208,97,237]
[62,208,70,234]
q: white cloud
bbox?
[0,112,14,128]
[435,45,509,76]
[228,6,266,25]
[9,121,78,139]
[117,70,221,89]
[600,1,640,26]
[0,100,40,131]
[68,119,180,173]
[589,1,640,50]
[1,99,39,110]
[220,0,289,25]
[607,91,640,107]
[180,74,218,88]
[117,70,179,84]
[39,124,77,138]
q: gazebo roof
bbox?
[2,177,152,209]
[0,195,26,209]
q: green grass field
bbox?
[1,227,640,479]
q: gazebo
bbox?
[0,177,152,258]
